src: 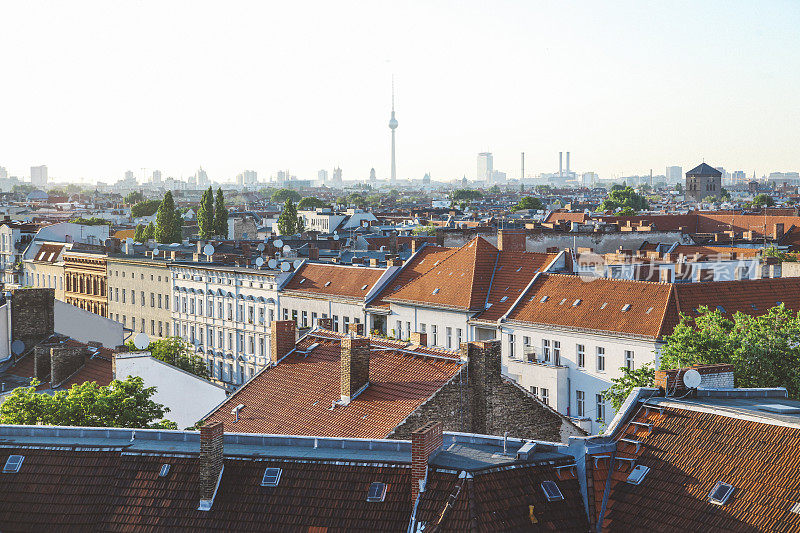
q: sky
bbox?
[0,0,798,184]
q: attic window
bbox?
[708,481,734,505]
[500,296,508,303]
[540,481,563,502]
[621,304,631,312]
[600,302,608,309]
[3,455,23,473]
[626,465,650,485]
[159,464,171,477]
[432,288,440,295]
[540,296,549,303]
[516,267,522,272]
[367,482,387,502]
[573,299,581,307]
[324,281,331,287]
[559,298,567,305]
[299,278,306,284]
[261,467,282,487]
[646,307,653,314]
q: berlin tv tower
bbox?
[389,77,398,182]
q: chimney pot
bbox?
[411,422,443,506]
[341,335,370,403]
[409,331,427,347]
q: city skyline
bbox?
[0,1,798,183]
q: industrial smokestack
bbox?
[521,152,525,180]
[566,152,570,175]
[559,152,563,177]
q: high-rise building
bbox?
[30,165,48,187]
[732,170,746,185]
[317,169,328,183]
[388,79,398,182]
[666,166,682,183]
[0,167,7,180]
[124,170,135,181]
[196,167,209,187]
[477,152,493,181]
[332,167,342,183]
[235,170,257,187]
[151,170,162,183]
[369,168,376,181]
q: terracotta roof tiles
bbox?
[284,263,385,300]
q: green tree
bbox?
[213,188,228,237]
[155,191,178,244]
[124,191,145,205]
[601,186,649,213]
[69,217,111,226]
[675,183,683,193]
[144,221,155,240]
[752,193,775,208]
[277,198,300,235]
[720,188,731,201]
[452,189,483,201]
[271,188,302,203]
[172,209,184,243]
[297,197,328,210]
[511,196,545,212]
[126,337,209,379]
[197,186,215,238]
[602,363,655,411]
[131,199,161,218]
[346,192,366,207]
[134,224,144,242]
[0,376,176,429]
[489,185,501,194]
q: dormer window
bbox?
[367,482,387,502]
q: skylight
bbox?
[600,302,608,309]
[708,481,734,505]
[261,467,282,487]
[626,465,650,485]
[540,296,549,303]
[646,307,653,314]
[159,464,171,477]
[432,288,440,295]
[559,298,567,305]
[3,455,23,473]
[540,481,563,502]
[299,278,306,284]
[324,281,331,287]
[500,296,508,303]
[573,299,581,307]
[361,284,368,290]
[367,482,387,502]
[621,304,631,312]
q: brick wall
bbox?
[269,321,296,363]
[655,363,735,393]
[411,421,442,506]
[497,229,526,252]
[200,421,224,501]
[11,288,55,355]
[316,317,333,330]
[409,332,427,347]
[347,322,365,336]
[341,335,370,401]
[33,343,57,381]
[50,345,87,387]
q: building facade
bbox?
[0,222,38,286]
[106,256,172,339]
[63,250,108,316]
[685,162,722,202]
[22,242,67,300]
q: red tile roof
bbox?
[33,243,66,263]
[369,245,458,309]
[3,338,114,391]
[203,332,463,438]
[283,263,386,300]
[592,404,800,532]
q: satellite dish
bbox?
[283,244,291,254]
[255,257,264,267]
[333,234,340,241]
[280,262,290,272]
[257,243,265,252]
[11,340,24,356]
[683,369,702,389]
[268,258,277,269]
[292,259,302,269]
[133,332,150,350]
[203,244,215,256]
[125,238,134,246]
[274,239,283,248]
[152,248,159,256]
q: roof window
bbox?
[367,482,387,502]
[540,481,563,502]
[708,481,734,505]
[324,281,331,287]
[159,464,171,477]
[573,299,581,307]
[540,296,549,303]
[626,465,650,485]
[646,307,653,314]
[559,298,567,305]
[361,284,368,290]
[3,455,23,473]
[261,467,282,487]
[500,296,508,303]
[600,302,608,309]
[432,288,440,295]
[299,278,306,284]
[621,304,631,312]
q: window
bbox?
[158,294,163,308]
[456,328,462,346]
[333,315,339,332]
[541,388,549,405]
[577,345,585,368]
[530,386,538,396]
[542,340,550,362]
[301,311,308,328]
[261,467,282,486]
[553,341,561,366]
[367,482,387,502]
[576,390,585,417]
[596,347,605,371]
[131,290,135,305]
[627,465,650,485]
[420,323,426,334]
[159,464,171,477]
[3,455,23,473]
[395,320,402,339]
[151,293,155,307]
[541,481,563,502]
[446,327,453,349]
[508,333,515,358]
[708,481,735,505]
[343,316,350,332]
[596,394,606,422]
[406,322,411,341]
[141,291,145,306]
[431,325,437,346]
[625,350,634,370]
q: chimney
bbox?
[497,229,526,252]
[559,152,563,177]
[33,343,57,381]
[199,421,224,511]
[462,340,501,435]
[347,322,365,336]
[316,317,333,330]
[387,258,403,267]
[409,332,427,347]
[340,334,370,403]
[369,258,380,267]
[389,232,398,253]
[411,239,420,254]
[50,345,87,388]
[566,151,570,174]
[654,363,734,393]
[308,245,319,261]
[196,240,205,255]
[411,421,443,507]
[774,223,785,239]
[269,320,296,364]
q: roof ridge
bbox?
[542,272,672,287]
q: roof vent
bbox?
[261,467,282,487]
[540,296,549,303]
[540,481,563,502]
[432,288,440,295]
[159,464,171,477]
[621,304,631,312]
[708,481,735,505]
[572,299,581,307]
[626,465,650,485]
[646,307,653,314]
[791,502,800,515]
[3,455,23,473]
[367,482,387,502]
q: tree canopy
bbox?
[0,376,176,429]
[69,217,111,226]
[125,337,209,379]
[124,191,145,205]
[131,199,161,218]
[297,197,328,210]
[452,189,483,201]
[271,188,302,203]
[511,196,545,212]
[603,363,655,411]
[213,188,228,238]
[752,194,775,208]
[277,198,302,235]
[155,191,180,244]
[197,186,214,238]
[601,186,649,213]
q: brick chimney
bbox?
[462,340,501,435]
[347,322,365,336]
[33,343,57,381]
[497,229,526,252]
[411,239,424,254]
[269,320,296,364]
[341,335,370,403]
[655,363,734,393]
[411,421,443,506]
[387,257,403,267]
[199,421,224,511]
[50,345,87,388]
[308,245,319,261]
[369,258,380,267]
[409,332,427,347]
[316,317,333,330]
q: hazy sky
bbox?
[1,1,798,183]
